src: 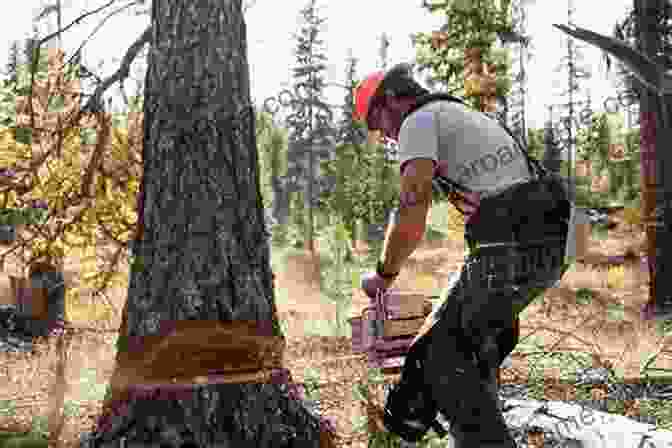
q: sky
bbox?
[0,0,636,131]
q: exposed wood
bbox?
[381,317,427,339]
[382,293,431,319]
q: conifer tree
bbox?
[550,0,593,179]
[317,49,398,248]
[286,0,334,253]
[413,0,515,112]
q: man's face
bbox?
[366,99,385,132]
[367,96,402,143]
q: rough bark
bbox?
[637,0,663,306]
[80,2,329,447]
[661,99,672,306]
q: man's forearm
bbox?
[379,206,428,275]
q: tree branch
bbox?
[64,1,143,72]
[118,80,130,108]
[81,25,152,114]
[37,0,119,47]
[34,3,59,22]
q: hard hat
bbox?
[354,63,416,125]
[353,70,385,123]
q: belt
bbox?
[476,177,534,200]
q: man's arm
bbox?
[379,158,435,276]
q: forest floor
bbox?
[1,208,671,447]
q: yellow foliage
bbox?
[0,54,143,318]
[0,115,140,300]
[445,203,466,238]
[622,206,642,228]
[65,288,115,323]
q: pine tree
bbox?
[286,0,334,254]
[501,0,532,144]
[413,0,515,112]
[256,108,288,212]
[335,50,365,153]
[317,49,398,248]
[550,0,593,180]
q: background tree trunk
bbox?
[81,1,329,447]
[542,119,563,174]
[637,0,662,305]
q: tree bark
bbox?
[654,94,672,308]
[637,0,662,306]
[80,2,331,447]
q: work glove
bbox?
[361,262,398,299]
[361,272,387,300]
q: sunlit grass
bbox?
[622,205,642,229]
[607,264,626,289]
[406,272,440,293]
[64,288,115,324]
[428,200,465,239]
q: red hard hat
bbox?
[353,71,385,122]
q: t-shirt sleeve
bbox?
[398,110,439,174]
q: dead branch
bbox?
[81,25,152,114]
[80,111,111,199]
[64,0,145,86]
[37,0,119,47]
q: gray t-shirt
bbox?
[398,100,533,220]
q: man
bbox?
[354,63,573,446]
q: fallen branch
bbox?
[503,397,672,447]
[519,324,602,355]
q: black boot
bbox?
[443,368,516,448]
[382,342,448,443]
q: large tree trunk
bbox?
[659,94,672,309]
[637,0,662,308]
[81,2,332,447]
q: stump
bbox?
[0,225,16,245]
[0,263,67,338]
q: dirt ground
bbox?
[0,211,670,447]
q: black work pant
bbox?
[396,176,571,447]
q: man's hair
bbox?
[378,63,430,99]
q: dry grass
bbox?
[400,220,670,383]
[0,216,669,447]
[0,245,370,448]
